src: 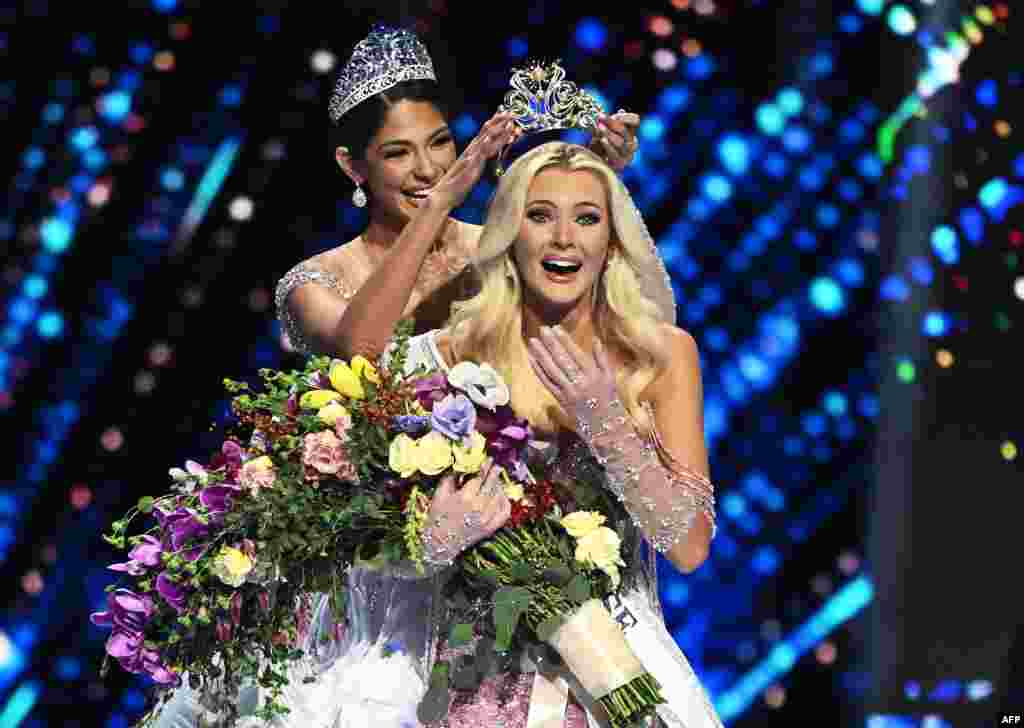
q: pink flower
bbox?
[302,430,357,481]
[334,410,353,441]
[239,456,276,492]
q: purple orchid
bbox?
[90,589,156,667]
[413,372,449,411]
[198,484,242,515]
[286,392,299,416]
[393,415,430,434]
[430,393,476,442]
[121,645,180,685]
[156,571,189,613]
[155,507,212,551]
[107,535,163,576]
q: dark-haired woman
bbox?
[275,26,640,360]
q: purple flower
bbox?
[198,484,242,515]
[130,535,163,567]
[122,645,180,685]
[91,590,157,667]
[155,507,211,551]
[156,571,189,613]
[413,372,449,411]
[287,392,299,416]
[430,394,476,441]
[393,415,429,434]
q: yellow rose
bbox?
[452,431,487,473]
[317,401,350,426]
[329,361,365,400]
[300,389,342,409]
[560,511,607,539]
[389,433,419,478]
[211,546,254,587]
[575,527,626,588]
[415,430,453,476]
[350,355,381,384]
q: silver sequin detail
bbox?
[274,260,353,355]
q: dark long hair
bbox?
[328,79,451,161]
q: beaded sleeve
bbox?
[274,259,355,355]
[579,400,716,555]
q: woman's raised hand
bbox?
[420,457,511,567]
[429,112,521,211]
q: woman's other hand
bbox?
[429,112,520,210]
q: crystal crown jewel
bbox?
[328,25,436,123]
[498,60,604,133]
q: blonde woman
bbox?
[374,141,721,727]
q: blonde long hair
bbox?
[448,142,674,434]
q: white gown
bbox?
[149,331,722,728]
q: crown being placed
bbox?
[328,26,436,123]
[498,60,604,134]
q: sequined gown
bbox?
[151,270,722,727]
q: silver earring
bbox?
[352,185,367,208]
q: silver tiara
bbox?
[328,26,436,123]
[494,60,605,175]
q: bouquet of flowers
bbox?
[93,323,664,727]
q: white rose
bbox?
[447,361,510,411]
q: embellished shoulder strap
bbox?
[274,258,355,355]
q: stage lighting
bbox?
[718,135,751,176]
[574,18,608,53]
[809,277,845,316]
[36,312,64,339]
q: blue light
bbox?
[0,681,40,726]
[662,580,689,607]
[453,113,477,141]
[22,275,47,300]
[704,327,730,352]
[887,5,917,35]
[776,88,804,116]
[219,84,243,107]
[906,145,930,174]
[639,116,666,142]
[838,178,863,202]
[823,391,848,416]
[959,207,985,244]
[84,148,108,171]
[130,43,154,64]
[41,217,73,253]
[975,79,998,107]
[856,0,884,15]
[42,102,64,124]
[718,135,750,176]
[839,119,865,143]
[755,104,785,136]
[763,153,788,178]
[922,311,950,337]
[782,126,811,154]
[908,257,933,285]
[55,657,81,681]
[798,166,825,191]
[161,167,185,191]
[858,394,880,418]
[751,546,779,575]
[880,275,909,301]
[1014,152,1024,179]
[809,277,845,316]
[685,54,714,80]
[738,353,771,388]
[793,229,817,251]
[930,225,959,264]
[99,90,132,123]
[506,37,528,59]
[702,174,732,203]
[70,126,100,151]
[152,0,178,11]
[722,493,747,518]
[687,198,712,220]
[37,311,64,339]
[857,153,883,180]
[979,177,1008,210]
[809,52,833,77]
[815,203,840,228]
[802,412,827,437]
[704,398,727,439]
[835,258,865,287]
[659,85,691,113]
[574,18,608,52]
[839,13,863,33]
[21,147,45,169]
[8,298,34,325]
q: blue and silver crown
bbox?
[328,26,436,123]
[498,60,603,133]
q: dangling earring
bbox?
[352,184,367,208]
